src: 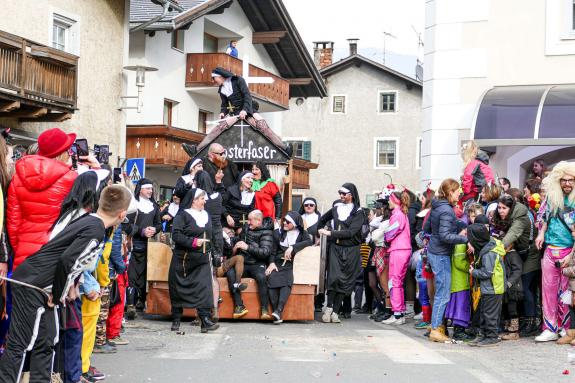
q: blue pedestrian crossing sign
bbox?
[126,158,145,184]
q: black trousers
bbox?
[480,294,503,339]
[327,291,346,313]
[226,268,244,307]
[172,306,210,318]
[0,286,58,383]
[269,286,291,314]
[128,250,147,307]
[243,264,269,309]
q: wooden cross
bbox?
[237,119,250,146]
[203,232,206,254]
[336,224,341,244]
[241,55,274,85]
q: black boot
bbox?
[171,317,181,331]
[200,316,220,333]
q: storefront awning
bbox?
[473,85,575,146]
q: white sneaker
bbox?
[393,316,406,325]
[322,308,333,323]
[535,329,559,342]
[330,312,341,323]
[382,315,398,325]
[413,312,423,321]
[560,328,567,338]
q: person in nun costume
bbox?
[266,211,312,324]
[224,171,256,231]
[298,197,322,242]
[124,178,162,319]
[317,183,365,323]
[174,158,203,200]
[169,188,219,334]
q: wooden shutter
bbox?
[303,141,311,161]
[333,96,345,113]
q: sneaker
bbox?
[413,312,423,321]
[135,301,145,312]
[108,336,129,346]
[414,321,430,330]
[272,311,283,325]
[88,366,106,381]
[382,315,404,325]
[234,282,248,292]
[81,373,97,383]
[535,329,559,342]
[260,309,273,320]
[330,312,341,323]
[475,337,501,347]
[233,305,249,319]
[92,343,117,354]
[322,308,333,323]
[126,305,136,320]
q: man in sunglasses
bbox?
[534,161,575,343]
[317,183,365,323]
[202,142,239,189]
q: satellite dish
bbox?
[415,64,423,81]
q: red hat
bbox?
[37,128,76,159]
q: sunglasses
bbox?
[304,204,315,207]
[339,191,350,196]
[283,220,293,225]
[216,151,226,156]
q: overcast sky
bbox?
[283,0,425,78]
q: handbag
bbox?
[108,278,121,308]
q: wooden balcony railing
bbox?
[292,158,319,189]
[0,30,78,110]
[185,53,289,109]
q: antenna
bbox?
[411,25,424,81]
[382,31,397,64]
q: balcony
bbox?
[0,30,78,121]
[292,158,318,190]
[185,53,289,111]
[126,125,206,168]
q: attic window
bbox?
[332,95,346,113]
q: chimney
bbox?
[347,38,359,56]
[313,41,334,69]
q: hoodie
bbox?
[7,155,77,269]
[462,150,495,200]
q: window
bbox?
[332,95,346,113]
[379,91,397,113]
[416,137,423,169]
[172,29,185,51]
[366,194,377,208]
[375,138,398,168]
[159,186,174,203]
[52,14,76,53]
[285,140,311,161]
[292,194,303,212]
[198,110,209,133]
[203,33,218,53]
[163,99,178,127]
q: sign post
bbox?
[126,158,146,184]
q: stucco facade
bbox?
[423,0,575,189]
[282,61,422,210]
[0,0,129,160]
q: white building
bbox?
[282,41,422,209]
[422,0,575,189]
[126,0,325,200]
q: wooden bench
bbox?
[145,242,320,321]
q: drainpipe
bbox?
[130,0,183,32]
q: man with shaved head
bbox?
[231,209,275,319]
[202,142,239,189]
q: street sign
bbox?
[126,158,145,184]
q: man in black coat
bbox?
[202,142,239,190]
[232,210,275,320]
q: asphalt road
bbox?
[93,313,574,383]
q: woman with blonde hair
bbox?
[423,178,469,342]
[461,141,495,204]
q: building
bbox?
[423,0,575,189]
[126,0,326,200]
[282,40,422,210]
[0,0,137,160]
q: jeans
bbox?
[428,252,451,329]
[521,270,540,318]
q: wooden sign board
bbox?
[293,246,321,285]
[147,241,173,282]
[195,120,290,164]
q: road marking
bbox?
[356,329,453,365]
[466,368,501,383]
[154,327,228,360]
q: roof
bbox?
[320,54,422,88]
[129,0,327,98]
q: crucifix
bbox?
[239,214,249,226]
[241,55,274,86]
[237,119,250,147]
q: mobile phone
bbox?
[99,145,110,165]
[75,139,89,156]
[93,144,100,161]
[113,167,122,183]
[70,144,78,169]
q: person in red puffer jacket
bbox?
[8,128,79,270]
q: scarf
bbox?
[221,77,233,97]
[280,229,300,247]
[137,197,155,214]
[252,178,275,192]
[186,208,209,228]
[241,189,255,205]
[303,213,319,228]
[336,202,354,221]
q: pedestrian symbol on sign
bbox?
[125,158,145,184]
[129,162,142,182]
